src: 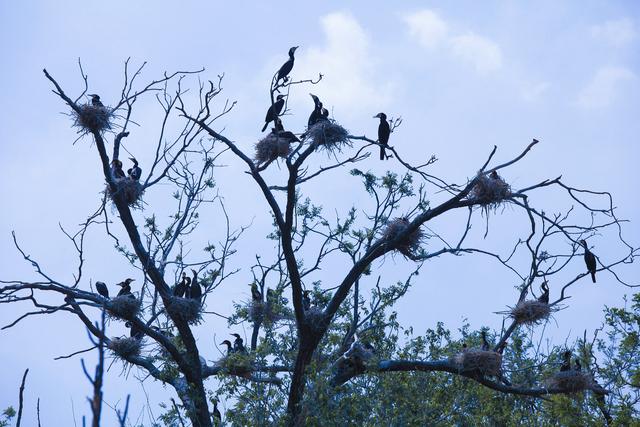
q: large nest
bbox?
[73,103,113,134]
[108,337,141,359]
[254,133,292,164]
[216,352,254,377]
[545,370,592,392]
[166,297,203,325]
[305,120,350,152]
[105,295,141,320]
[453,349,502,377]
[509,300,553,325]
[331,342,375,386]
[469,172,511,206]
[248,301,290,325]
[381,217,424,257]
[106,178,144,207]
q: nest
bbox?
[109,337,141,359]
[305,121,350,151]
[381,217,424,257]
[105,295,141,320]
[453,349,502,377]
[254,134,292,164]
[217,352,254,377]
[331,342,375,386]
[469,172,511,205]
[166,297,203,325]
[73,103,113,133]
[248,301,290,325]
[545,371,592,392]
[106,178,144,207]
[509,300,552,325]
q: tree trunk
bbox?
[286,330,323,426]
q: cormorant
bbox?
[220,340,234,356]
[95,281,109,299]
[321,107,329,120]
[481,330,490,351]
[261,95,286,132]
[560,350,571,371]
[116,278,135,297]
[173,273,188,298]
[302,290,311,311]
[580,239,597,283]
[574,358,582,372]
[212,400,222,426]
[250,282,262,302]
[89,94,104,107]
[308,94,323,127]
[276,46,299,84]
[538,281,550,304]
[231,333,247,353]
[127,157,142,181]
[374,112,390,161]
[190,269,202,300]
[125,321,144,340]
[266,288,277,310]
[111,159,125,179]
[490,170,499,180]
[272,118,300,143]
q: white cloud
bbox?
[403,10,448,49]
[577,66,635,109]
[521,81,551,102]
[591,18,636,46]
[449,33,503,73]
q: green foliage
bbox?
[0,407,15,427]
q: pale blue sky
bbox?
[1,1,639,425]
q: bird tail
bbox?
[380,146,385,160]
[261,122,269,132]
[591,271,596,283]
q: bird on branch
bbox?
[95,281,109,299]
[373,112,391,161]
[231,333,247,354]
[125,321,144,340]
[307,94,324,127]
[127,157,142,181]
[261,95,286,132]
[574,358,582,371]
[481,330,490,351]
[116,278,135,297]
[276,46,299,85]
[111,159,125,179]
[302,290,311,311]
[250,282,262,303]
[537,281,550,304]
[560,350,572,371]
[220,340,234,356]
[580,239,597,283]
[190,269,202,301]
[272,118,300,143]
[88,94,104,107]
[173,273,189,298]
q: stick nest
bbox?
[248,301,290,325]
[254,134,292,164]
[545,370,592,392]
[106,178,144,207]
[509,300,553,325]
[453,349,502,377]
[217,352,254,377]
[166,297,203,325]
[105,296,141,320]
[381,217,424,257]
[305,121,350,152]
[469,172,511,206]
[73,103,113,134]
[109,337,141,359]
[331,342,375,386]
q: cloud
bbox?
[591,18,636,46]
[521,81,551,102]
[576,66,635,109]
[449,33,503,73]
[403,10,448,49]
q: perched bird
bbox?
[173,273,189,298]
[574,358,582,372]
[276,46,299,84]
[220,340,234,356]
[111,159,125,179]
[302,290,311,311]
[321,108,329,120]
[95,281,109,299]
[212,400,222,426]
[538,281,550,304]
[373,113,391,161]
[265,288,277,311]
[481,330,490,351]
[231,333,247,354]
[89,94,104,107]
[125,321,144,340]
[580,239,597,283]
[190,269,202,300]
[560,350,572,371]
[127,157,142,181]
[272,118,300,143]
[308,94,323,127]
[116,278,135,297]
[250,282,262,303]
[490,170,500,180]
[261,95,286,132]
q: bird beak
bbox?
[373,114,379,118]
[129,157,136,162]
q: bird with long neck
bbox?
[220,340,233,356]
[302,290,311,311]
[116,278,135,297]
[190,269,202,300]
[173,273,188,298]
[88,94,104,107]
[481,330,490,351]
[250,282,262,303]
[538,281,550,304]
[125,321,144,340]
[272,118,300,143]
[574,358,582,372]
[580,239,597,283]
[261,95,286,132]
[560,350,572,371]
[308,94,323,127]
[127,157,141,181]
[231,333,246,353]
[374,112,391,161]
[95,281,109,299]
[276,46,298,84]
[111,159,125,179]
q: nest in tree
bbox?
[254,133,292,164]
[217,352,254,377]
[73,103,113,134]
[248,301,290,325]
[331,342,375,386]
[106,178,144,207]
[305,121,350,152]
[453,349,502,377]
[381,217,424,257]
[108,337,141,359]
[105,295,141,320]
[545,370,592,392]
[468,172,511,206]
[166,297,203,325]
[509,300,553,325]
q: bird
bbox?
[261,95,286,132]
[127,157,142,181]
[574,358,582,372]
[190,269,202,300]
[538,281,550,304]
[231,333,247,353]
[125,321,144,340]
[490,170,500,180]
[302,290,311,311]
[265,288,277,311]
[212,400,222,426]
[481,330,490,351]
[276,46,299,84]
[250,282,262,303]
[173,273,189,298]
[560,350,572,371]
[89,94,104,107]
[111,159,125,179]
[116,278,135,297]
[580,239,597,283]
[95,281,109,299]
[308,94,323,127]
[220,340,234,356]
[272,118,300,143]
[373,113,391,161]
[321,108,329,120]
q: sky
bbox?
[0,1,639,425]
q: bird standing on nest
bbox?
[538,281,550,304]
[127,157,142,181]
[272,118,300,143]
[302,290,311,311]
[276,46,298,85]
[111,159,125,179]
[116,278,135,297]
[231,333,247,354]
[560,350,572,371]
[481,330,490,351]
[89,94,104,107]
[574,358,582,372]
[190,269,202,301]
[125,321,144,340]
[95,281,109,299]
[261,95,286,132]
[250,282,262,302]
[580,239,597,283]
[308,94,324,127]
[374,112,391,161]
[490,170,500,180]
[173,273,189,298]
[220,340,234,356]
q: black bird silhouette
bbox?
[308,94,323,127]
[250,282,262,302]
[95,281,109,299]
[220,340,234,356]
[302,290,311,311]
[89,94,104,107]
[276,46,299,84]
[231,333,247,353]
[116,278,135,297]
[574,358,582,372]
[212,400,222,426]
[374,112,391,160]
[580,239,597,283]
[272,118,300,143]
[127,157,142,181]
[262,95,286,132]
[538,281,550,304]
[111,159,125,179]
[481,330,490,351]
[560,350,571,371]
[125,321,144,340]
[190,269,202,301]
[173,273,189,298]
